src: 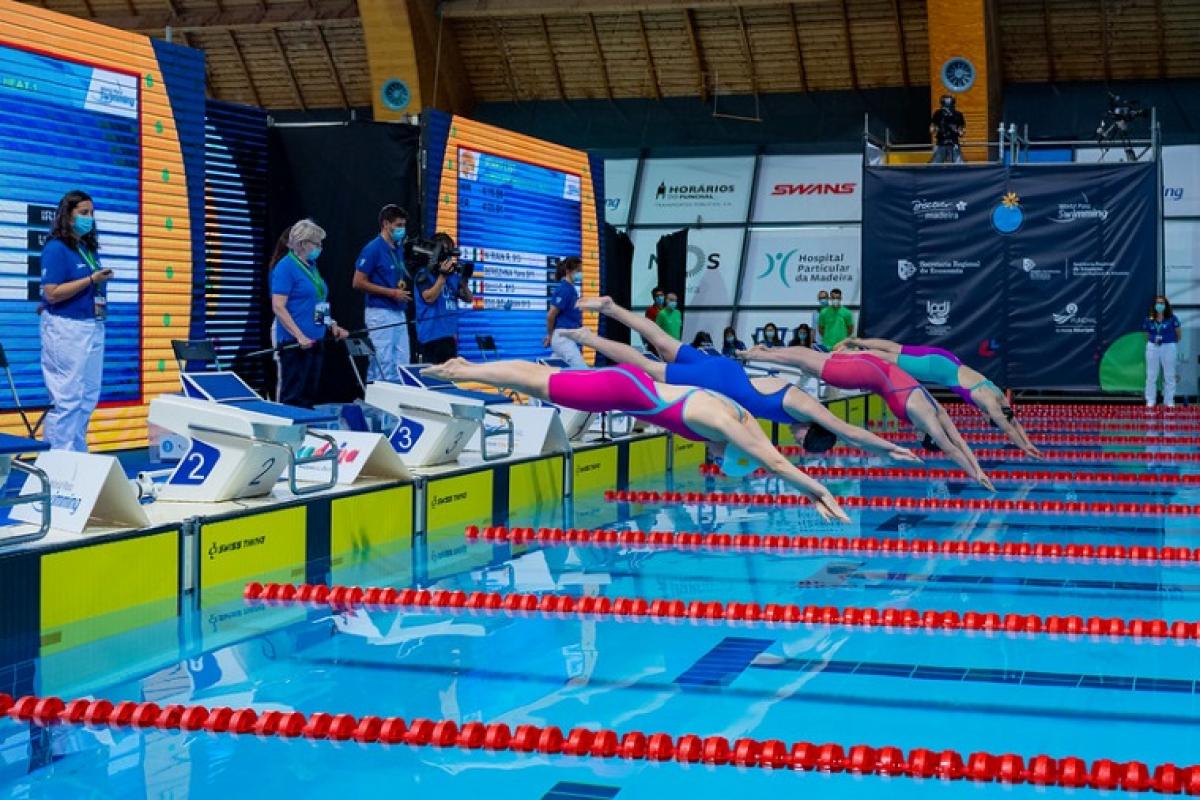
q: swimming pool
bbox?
[3,409,1199,798]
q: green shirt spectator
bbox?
[656,292,682,340]
[818,289,855,348]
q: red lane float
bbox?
[603,488,1200,517]
[3,689,1197,794]
[780,445,1200,464]
[699,463,1200,487]
[870,419,1200,434]
[869,430,1200,447]
[244,581,1200,646]
[463,524,1200,568]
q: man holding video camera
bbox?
[414,232,474,363]
[929,94,966,164]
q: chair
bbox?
[0,344,51,438]
[475,334,499,361]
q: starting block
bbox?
[0,432,52,546]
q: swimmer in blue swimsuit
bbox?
[568,297,922,464]
[836,337,1040,458]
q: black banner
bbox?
[862,163,1157,390]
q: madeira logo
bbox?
[992,192,1024,234]
[757,249,797,287]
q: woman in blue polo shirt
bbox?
[270,219,348,408]
[1144,294,1182,408]
[543,256,586,368]
[39,189,115,452]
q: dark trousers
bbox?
[421,336,458,364]
[278,346,324,408]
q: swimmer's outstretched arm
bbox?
[836,337,901,353]
[809,408,923,463]
[577,296,681,361]
[737,344,826,376]
[710,412,850,523]
[424,358,556,401]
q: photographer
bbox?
[929,94,965,164]
[414,232,474,364]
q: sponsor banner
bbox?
[629,226,743,307]
[634,157,754,225]
[752,154,862,222]
[603,159,638,225]
[1076,145,1199,217]
[14,451,149,534]
[738,227,860,306]
[1166,220,1200,305]
[862,163,1157,390]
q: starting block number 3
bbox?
[389,416,425,454]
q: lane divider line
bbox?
[243,582,1200,645]
[603,489,1200,517]
[871,431,1200,447]
[464,525,1200,568]
[872,421,1200,433]
[3,691,1197,793]
[783,446,1200,464]
[943,404,1200,418]
[700,463,1200,487]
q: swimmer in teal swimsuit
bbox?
[836,337,1041,458]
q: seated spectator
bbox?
[760,323,784,347]
[789,323,815,348]
[721,326,746,357]
[691,331,714,349]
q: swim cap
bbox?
[802,423,837,453]
[717,443,760,477]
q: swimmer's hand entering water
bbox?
[887,445,924,464]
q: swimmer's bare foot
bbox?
[577,296,614,314]
[561,328,596,346]
[424,357,471,382]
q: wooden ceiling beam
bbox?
[443,0,830,18]
[839,0,858,91]
[785,2,809,93]
[1153,0,1167,79]
[682,8,708,102]
[586,13,615,102]
[181,31,215,97]
[635,11,662,100]
[226,30,262,107]
[313,24,349,109]
[492,19,522,101]
[733,5,758,96]
[65,2,359,35]
[1041,0,1057,83]
[538,15,567,102]
[270,29,307,110]
[889,0,909,88]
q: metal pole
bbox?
[728,148,764,335]
[1154,107,1165,294]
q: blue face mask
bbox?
[667,300,677,310]
[725,335,735,344]
[819,298,829,307]
[655,295,665,306]
[391,227,405,243]
[307,247,322,263]
[72,214,94,236]
[1155,302,1166,313]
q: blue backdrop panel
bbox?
[861,163,1157,391]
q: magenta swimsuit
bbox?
[547,364,707,440]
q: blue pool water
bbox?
[3,417,1200,798]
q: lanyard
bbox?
[288,253,327,301]
[77,247,100,272]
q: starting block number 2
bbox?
[389,416,425,455]
[169,440,221,486]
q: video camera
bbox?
[1097,93,1147,137]
[408,235,474,281]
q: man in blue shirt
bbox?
[414,233,473,364]
[352,204,413,381]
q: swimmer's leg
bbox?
[424,358,556,401]
[561,329,668,380]
[578,296,682,361]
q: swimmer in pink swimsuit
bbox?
[740,344,994,491]
[423,357,849,522]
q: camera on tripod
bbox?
[1096,93,1147,138]
[409,234,474,280]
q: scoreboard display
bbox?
[423,112,603,362]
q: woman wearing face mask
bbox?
[760,323,784,347]
[271,219,349,408]
[721,326,746,357]
[789,324,815,348]
[1144,294,1182,408]
[38,189,114,451]
[544,256,587,369]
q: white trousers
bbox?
[40,313,105,452]
[1145,342,1177,407]
[365,306,410,382]
[551,329,588,369]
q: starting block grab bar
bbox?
[283,428,340,495]
[0,458,51,548]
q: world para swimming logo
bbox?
[992,192,1024,234]
[757,249,797,287]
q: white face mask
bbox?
[831,299,841,308]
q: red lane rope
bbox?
[700,463,1200,487]
[466,525,1200,568]
[604,489,1200,517]
[871,430,1200,447]
[942,404,1200,418]
[784,446,1200,464]
[871,420,1200,433]
[4,690,1196,794]
[243,582,1200,646]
